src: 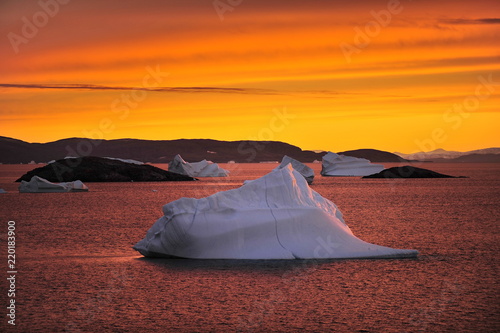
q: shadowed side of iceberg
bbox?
[273,208,417,259]
[134,164,418,259]
[275,155,314,184]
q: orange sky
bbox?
[1,0,499,153]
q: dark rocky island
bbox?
[362,166,464,179]
[15,156,196,182]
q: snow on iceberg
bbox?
[321,152,384,177]
[104,157,144,165]
[19,176,89,193]
[47,156,145,165]
[134,164,417,259]
[275,155,314,184]
[168,154,229,177]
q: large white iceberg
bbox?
[19,176,89,193]
[134,164,417,259]
[168,154,229,177]
[321,152,384,177]
[275,155,314,184]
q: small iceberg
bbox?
[0,189,7,194]
[134,164,417,259]
[168,154,229,177]
[321,152,384,177]
[275,155,314,184]
[19,176,89,193]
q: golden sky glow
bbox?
[1,0,499,153]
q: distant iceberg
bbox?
[19,176,89,193]
[168,154,229,177]
[275,155,314,184]
[321,152,384,177]
[0,189,7,194]
[134,164,417,259]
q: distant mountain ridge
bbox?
[0,136,408,164]
[432,154,500,163]
[395,148,500,162]
[0,136,321,164]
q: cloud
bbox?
[0,83,366,99]
[0,83,278,95]
[440,18,500,25]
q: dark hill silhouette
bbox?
[16,156,195,182]
[1,136,323,163]
[0,136,452,164]
[338,149,409,162]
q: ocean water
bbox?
[0,163,499,332]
